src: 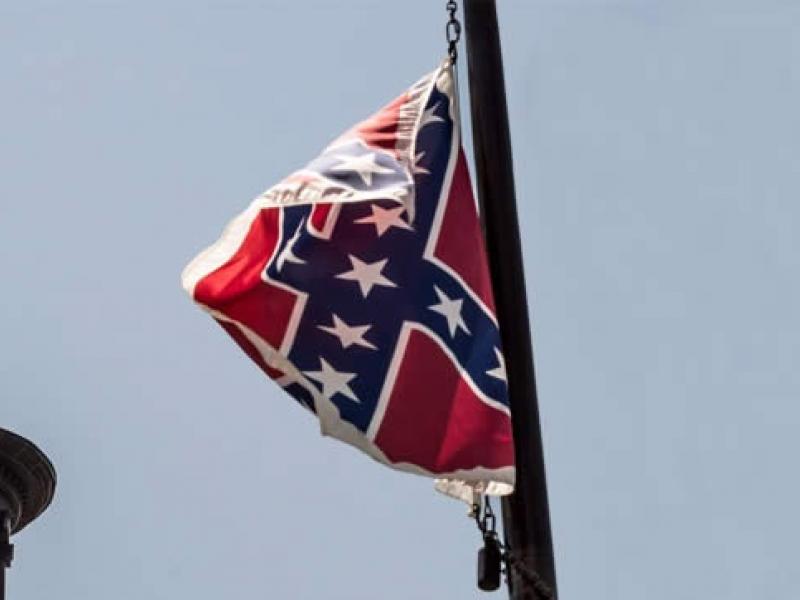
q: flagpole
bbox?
[462,1,557,598]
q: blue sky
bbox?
[2,1,799,598]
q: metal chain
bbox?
[473,495,496,537]
[504,551,555,600]
[445,0,461,62]
[472,496,555,600]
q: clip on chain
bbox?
[472,496,555,599]
[474,496,502,591]
[445,0,461,62]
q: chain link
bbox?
[445,0,461,62]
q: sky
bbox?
[2,1,799,598]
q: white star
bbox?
[429,286,470,337]
[330,152,394,186]
[275,218,306,272]
[419,103,445,129]
[336,255,397,298]
[304,357,359,403]
[355,205,412,237]
[413,151,430,176]
[487,348,507,382]
[319,314,377,350]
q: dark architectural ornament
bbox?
[0,428,56,597]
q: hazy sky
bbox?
[2,1,799,598]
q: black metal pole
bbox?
[462,1,557,598]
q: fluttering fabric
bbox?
[182,62,514,499]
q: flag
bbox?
[182,61,514,499]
